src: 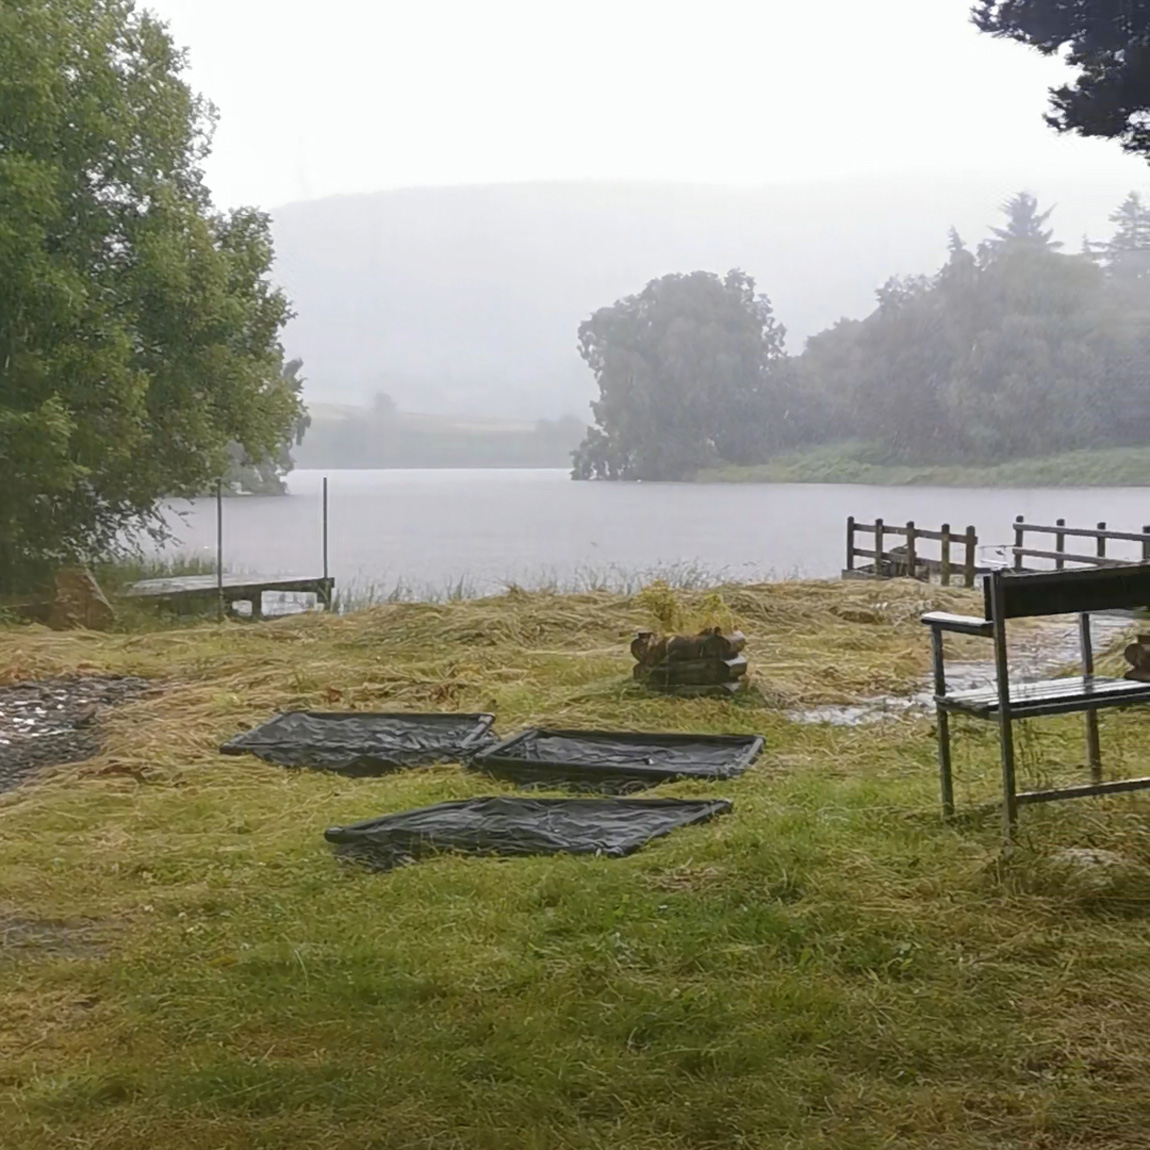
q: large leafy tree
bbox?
[0,0,301,587]
[571,270,787,481]
[973,1,1150,159]
[224,359,312,495]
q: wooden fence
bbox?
[844,518,979,587]
[1011,517,1150,571]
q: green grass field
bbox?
[697,443,1150,487]
[2,580,1150,1149]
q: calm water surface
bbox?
[149,469,1150,597]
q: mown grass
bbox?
[697,441,1150,487]
[2,579,1150,1149]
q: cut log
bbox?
[640,656,748,687]
[664,629,746,663]
[631,631,668,666]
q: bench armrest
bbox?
[920,611,993,637]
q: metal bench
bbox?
[921,564,1150,834]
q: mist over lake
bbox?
[149,469,1150,598]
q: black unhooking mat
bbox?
[469,728,764,791]
[325,796,733,870]
[219,711,496,776]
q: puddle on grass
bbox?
[792,614,1133,727]
[0,676,152,791]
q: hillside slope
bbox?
[271,176,1141,419]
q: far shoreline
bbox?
[693,443,1150,489]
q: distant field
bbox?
[293,404,585,469]
[3,580,1150,1148]
[697,443,1150,487]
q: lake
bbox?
[148,469,1150,600]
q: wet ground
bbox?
[792,614,1134,726]
[0,676,152,792]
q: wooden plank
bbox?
[853,523,909,537]
[920,612,993,636]
[1011,546,1129,569]
[1016,522,1150,544]
[987,563,1150,619]
[850,547,904,562]
[964,526,977,588]
[1017,776,1150,805]
[938,674,1150,718]
[124,574,332,599]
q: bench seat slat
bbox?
[938,675,1150,718]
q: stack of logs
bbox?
[631,628,748,695]
[1124,635,1150,682]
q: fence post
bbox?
[905,521,917,580]
[1097,522,1107,564]
[846,516,855,573]
[875,518,885,578]
[1143,526,1150,564]
[1013,515,1025,572]
[216,480,224,622]
[940,523,951,587]
[964,527,977,588]
[1055,518,1066,570]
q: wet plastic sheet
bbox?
[470,728,764,791]
[325,796,733,870]
[220,711,496,776]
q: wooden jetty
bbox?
[123,573,334,618]
[846,515,1150,585]
[844,518,980,587]
[122,475,336,620]
[1010,517,1150,572]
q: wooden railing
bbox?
[1011,517,1150,571]
[845,518,979,587]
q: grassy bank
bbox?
[3,580,1150,1148]
[697,442,1150,486]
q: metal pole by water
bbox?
[216,480,224,621]
[322,475,330,609]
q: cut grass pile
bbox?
[2,579,1150,1149]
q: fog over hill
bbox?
[271,177,1144,420]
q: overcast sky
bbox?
[143,0,1147,210]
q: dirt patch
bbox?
[0,914,108,959]
[0,676,152,792]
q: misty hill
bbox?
[271,177,1143,420]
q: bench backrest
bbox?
[985,563,1150,620]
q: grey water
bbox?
[148,469,1150,600]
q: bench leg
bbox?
[936,706,954,818]
[1084,710,1102,784]
[999,715,1018,838]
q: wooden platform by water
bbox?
[123,574,334,617]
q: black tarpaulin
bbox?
[469,728,763,791]
[220,711,496,775]
[325,796,733,870]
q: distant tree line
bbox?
[573,191,1150,480]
